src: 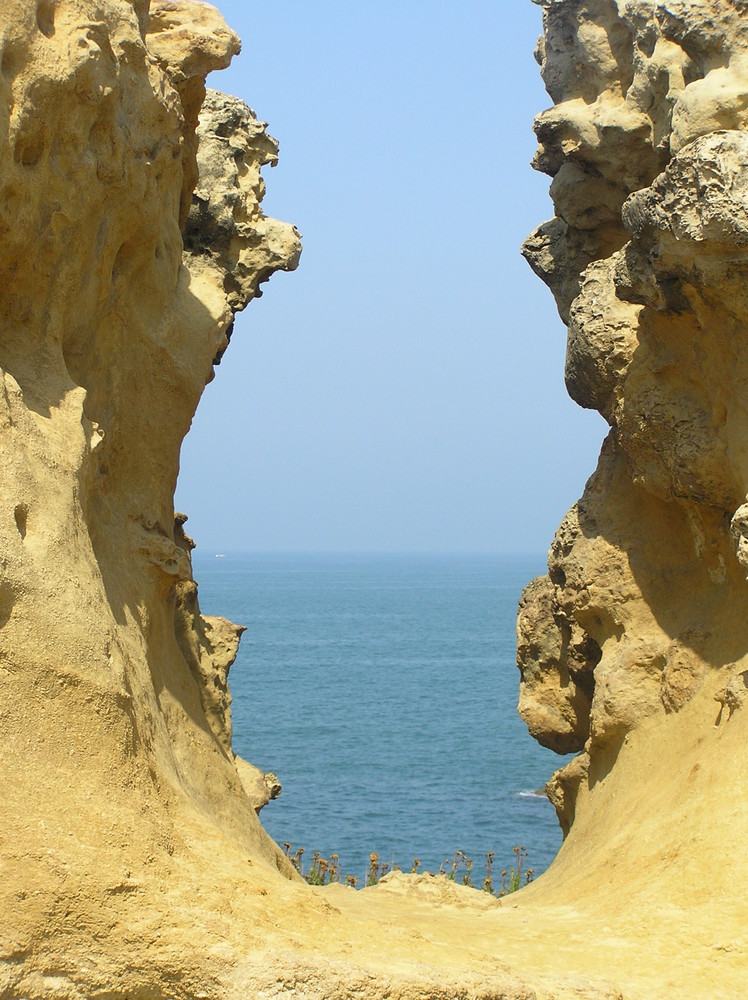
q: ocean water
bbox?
[192,552,570,886]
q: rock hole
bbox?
[549,565,566,588]
[14,504,27,540]
[14,131,45,167]
[1,44,24,80]
[37,0,56,38]
[0,585,13,627]
[111,240,136,284]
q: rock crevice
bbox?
[3,2,748,998]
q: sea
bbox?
[192,552,571,887]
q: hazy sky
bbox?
[175,1,606,554]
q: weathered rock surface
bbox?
[517,1,748,994]
[3,2,748,999]
[523,0,748,320]
[519,0,748,789]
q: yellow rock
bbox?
[2,2,748,998]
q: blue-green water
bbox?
[192,552,568,885]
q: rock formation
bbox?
[3,2,748,998]
[0,0,305,992]
[519,0,748,832]
[517,0,748,983]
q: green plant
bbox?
[306,851,328,885]
[444,851,461,881]
[283,842,305,876]
[436,847,534,896]
[366,852,381,887]
[505,845,534,894]
[482,851,495,894]
[283,844,352,886]
[462,855,474,888]
[282,842,535,895]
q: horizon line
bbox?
[191,548,550,558]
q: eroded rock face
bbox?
[0,2,302,994]
[523,0,748,321]
[6,2,748,998]
[519,0,748,847]
[185,89,302,321]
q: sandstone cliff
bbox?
[2,2,748,999]
[519,0,748,840]
[516,0,748,982]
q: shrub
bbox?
[283,842,535,896]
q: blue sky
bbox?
[175,1,606,553]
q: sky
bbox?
[175,1,606,554]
